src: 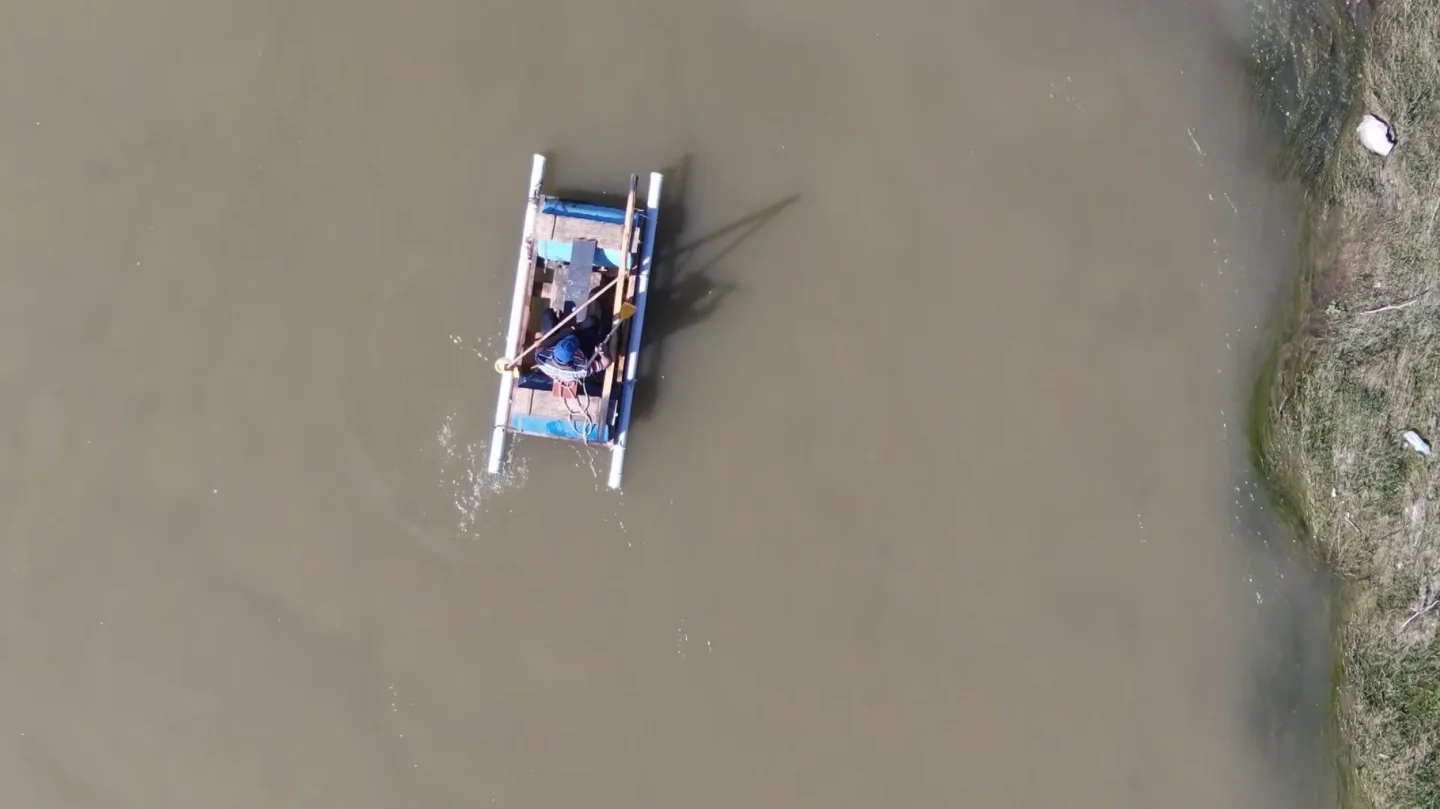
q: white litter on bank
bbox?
[1357,114,1396,156]
[1402,430,1432,456]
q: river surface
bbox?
[0,0,1334,806]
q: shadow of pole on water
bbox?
[628,155,799,423]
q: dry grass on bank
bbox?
[1261,1,1440,806]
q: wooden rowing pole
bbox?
[599,175,639,412]
[494,274,624,374]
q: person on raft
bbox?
[533,308,613,383]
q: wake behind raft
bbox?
[486,154,664,490]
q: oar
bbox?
[494,285,637,374]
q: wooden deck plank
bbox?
[533,213,635,252]
[510,386,535,416]
[528,389,604,422]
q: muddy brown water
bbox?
[0,0,1334,806]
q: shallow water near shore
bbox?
[0,0,1334,805]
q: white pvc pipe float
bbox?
[486,153,546,475]
[607,171,663,490]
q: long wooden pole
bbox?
[613,176,639,308]
[599,176,639,407]
[495,273,623,373]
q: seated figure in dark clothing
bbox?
[518,306,613,393]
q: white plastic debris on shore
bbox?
[1357,114,1395,156]
[1403,430,1432,456]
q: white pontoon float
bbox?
[486,154,663,489]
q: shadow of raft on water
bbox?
[627,156,799,423]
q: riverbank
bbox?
[1251,0,1440,806]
